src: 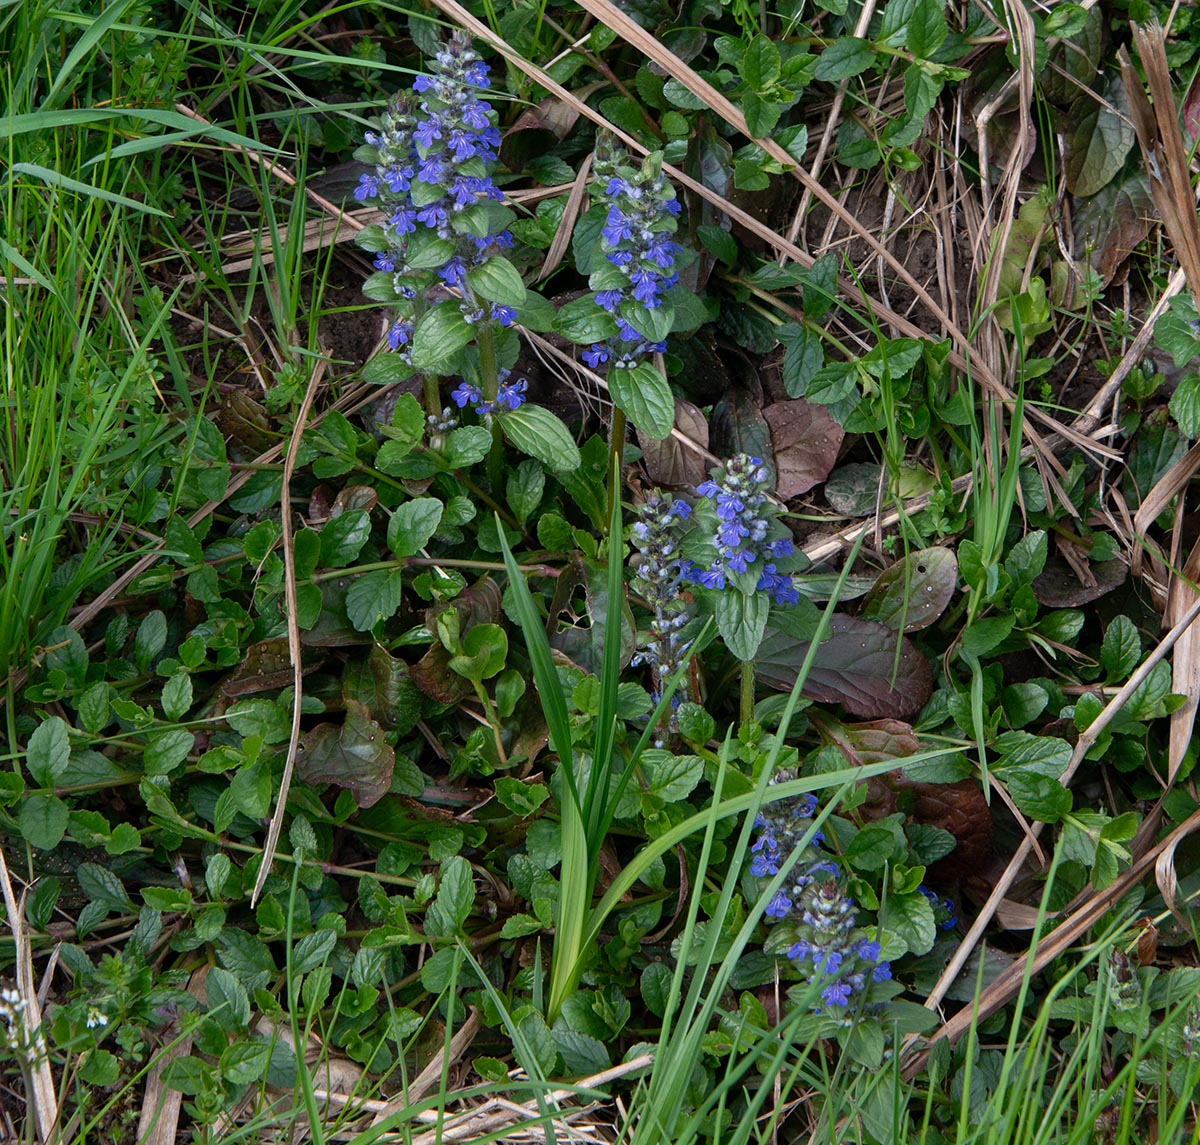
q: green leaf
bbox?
[467,257,527,307]
[1170,373,1200,438]
[20,792,69,849]
[388,497,444,557]
[26,717,69,787]
[742,91,783,139]
[78,862,134,912]
[555,296,617,345]
[814,38,876,82]
[697,225,739,266]
[639,751,702,802]
[411,302,472,372]
[888,890,937,956]
[845,824,904,869]
[714,591,769,661]
[495,777,549,816]
[960,614,1016,658]
[135,611,167,673]
[608,363,675,440]
[80,1050,120,1087]
[449,624,508,682]
[346,569,404,632]
[435,855,474,934]
[444,425,493,469]
[292,928,337,974]
[161,672,193,722]
[1101,615,1141,682]
[220,1041,270,1087]
[1004,770,1072,823]
[903,64,941,122]
[144,728,194,776]
[777,322,825,398]
[183,416,230,503]
[363,352,415,386]
[507,460,545,525]
[906,0,949,56]
[319,510,371,568]
[206,966,251,1031]
[741,34,781,90]
[104,822,140,855]
[501,405,581,471]
[226,698,291,745]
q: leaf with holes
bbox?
[757,615,932,717]
[860,548,957,632]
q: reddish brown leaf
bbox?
[637,399,709,487]
[1032,557,1126,607]
[762,400,844,499]
[296,699,394,808]
[757,615,932,718]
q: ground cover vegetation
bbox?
[7,0,1200,1140]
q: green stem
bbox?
[606,407,627,537]
[476,322,505,493]
[422,372,441,419]
[739,659,755,727]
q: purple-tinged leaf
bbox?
[757,614,932,717]
[763,400,844,498]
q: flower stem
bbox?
[476,322,505,492]
[740,658,756,726]
[422,372,441,419]
[606,406,627,537]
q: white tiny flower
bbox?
[85,1007,108,1030]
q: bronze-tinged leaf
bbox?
[709,384,772,471]
[1136,918,1159,966]
[296,699,394,808]
[411,578,503,703]
[637,399,710,487]
[330,485,379,516]
[1032,557,1126,607]
[839,719,921,764]
[341,646,424,735]
[757,615,933,718]
[762,400,844,499]
[222,639,325,697]
[890,776,995,877]
[216,390,273,459]
[1063,76,1136,199]
[1072,172,1154,286]
[860,548,958,633]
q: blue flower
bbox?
[450,381,482,409]
[583,344,610,369]
[822,981,852,1007]
[690,454,798,599]
[355,173,381,201]
[595,289,623,312]
[629,491,694,743]
[495,376,528,411]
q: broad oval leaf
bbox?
[763,399,844,498]
[609,363,675,440]
[1064,77,1135,199]
[467,256,527,307]
[501,405,581,472]
[860,547,957,632]
[757,614,932,717]
[296,699,394,808]
[411,302,472,372]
